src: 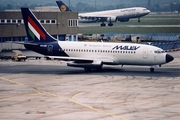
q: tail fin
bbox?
[56,1,72,12]
[21,8,57,42]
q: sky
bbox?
[1,0,179,12]
[2,0,179,6]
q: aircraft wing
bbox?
[79,13,113,18]
[47,56,93,62]
[79,13,117,22]
[47,56,113,63]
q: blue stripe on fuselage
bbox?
[24,41,69,56]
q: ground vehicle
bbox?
[11,50,27,61]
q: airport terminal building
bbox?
[0,9,78,51]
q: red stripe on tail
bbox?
[28,16,46,40]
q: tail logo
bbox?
[60,5,66,12]
[28,16,46,40]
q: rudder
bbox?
[21,8,56,42]
[56,1,72,12]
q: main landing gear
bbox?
[108,22,113,26]
[138,18,140,22]
[100,22,106,27]
[150,65,162,72]
[150,67,154,72]
[100,22,113,27]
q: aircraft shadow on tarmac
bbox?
[0,64,179,77]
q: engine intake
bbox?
[118,18,129,22]
[67,61,102,68]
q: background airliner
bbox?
[20,8,174,72]
[56,1,150,26]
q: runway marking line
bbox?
[0,76,42,94]
[72,92,128,120]
[0,93,38,99]
[0,76,128,120]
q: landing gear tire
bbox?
[138,18,140,22]
[100,23,106,27]
[108,23,113,26]
[150,68,154,72]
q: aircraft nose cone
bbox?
[147,10,150,14]
[166,54,174,63]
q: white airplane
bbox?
[20,8,174,72]
[56,1,150,26]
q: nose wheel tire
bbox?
[150,68,154,72]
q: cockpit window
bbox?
[154,49,165,54]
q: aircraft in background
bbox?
[20,8,173,72]
[56,0,150,26]
[56,0,72,12]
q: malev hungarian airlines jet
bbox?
[56,0,150,26]
[21,8,174,72]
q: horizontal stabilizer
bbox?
[6,41,38,46]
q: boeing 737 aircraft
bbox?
[20,8,174,72]
[56,1,150,26]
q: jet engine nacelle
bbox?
[118,18,129,22]
[67,60,102,68]
[107,17,117,22]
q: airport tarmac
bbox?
[0,51,180,120]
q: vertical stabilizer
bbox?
[56,1,72,12]
[21,8,57,42]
